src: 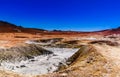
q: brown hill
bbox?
[93,27,120,35]
[0,21,120,36]
[0,21,46,33]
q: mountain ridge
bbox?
[0,21,46,33]
[0,21,120,35]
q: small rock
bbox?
[20,65,26,68]
[30,59,36,62]
[16,66,19,68]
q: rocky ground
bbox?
[0,21,120,77]
[0,32,119,77]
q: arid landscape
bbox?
[0,21,119,77]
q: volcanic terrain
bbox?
[0,21,120,77]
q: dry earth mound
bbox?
[35,45,120,77]
[0,44,52,62]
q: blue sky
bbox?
[0,0,120,31]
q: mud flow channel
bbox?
[0,47,79,75]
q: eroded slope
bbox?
[35,45,120,77]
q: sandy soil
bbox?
[0,32,103,47]
[95,45,120,67]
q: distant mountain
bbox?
[94,27,120,35]
[0,21,46,33]
[0,21,119,35]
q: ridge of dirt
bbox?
[34,45,120,77]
